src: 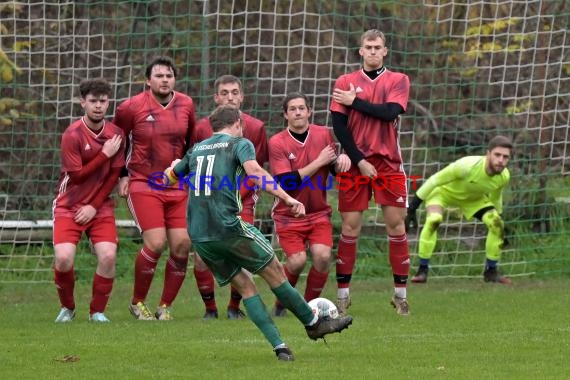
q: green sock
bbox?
[243,294,283,348]
[271,281,314,325]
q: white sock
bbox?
[337,288,349,299]
[308,314,318,326]
[394,287,407,299]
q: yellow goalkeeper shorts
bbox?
[424,188,495,220]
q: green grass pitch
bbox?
[1,278,569,379]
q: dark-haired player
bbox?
[53,78,124,323]
[191,74,268,320]
[165,105,352,361]
[113,57,196,320]
[406,135,513,284]
[269,92,350,316]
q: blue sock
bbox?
[419,258,430,267]
[485,259,497,270]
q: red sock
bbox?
[193,267,217,311]
[336,233,358,288]
[90,273,114,314]
[227,286,242,310]
[389,233,410,287]
[276,266,299,307]
[160,254,188,306]
[54,268,75,310]
[304,266,329,301]
[284,266,300,287]
[132,246,161,304]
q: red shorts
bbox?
[338,156,408,212]
[275,221,333,256]
[127,191,188,232]
[53,216,118,245]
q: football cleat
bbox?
[483,267,512,284]
[390,296,410,316]
[202,309,219,320]
[155,304,172,321]
[336,296,351,316]
[55,307,75,323]
[129,302,155,320]
[272,303,287,317]
[227,307,246,320]
[89,312,110,322]
[305,315,353,341]
[411,266,429,283]
[274,346,295,361]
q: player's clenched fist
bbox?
[316,145,337,166]
[334,153,351,173]
[285,197,305,218]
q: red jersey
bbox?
[269,125,333,225]
[193,112,268,165]
[53,118,125,219]
[113,90,195,194]
[330,68,410,169]
[193,112,268,216]
[193,117,213,144]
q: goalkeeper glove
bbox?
[405,195,423,232]
[165,167,179,185]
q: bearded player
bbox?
[406,135,514,284]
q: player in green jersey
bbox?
[406,135,513,284]
[165,105,352,361]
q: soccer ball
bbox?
[308,297,339,319]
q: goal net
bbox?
[0,0,569,283]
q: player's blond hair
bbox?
[360,29,386,46]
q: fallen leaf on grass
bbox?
[54,355,80,363]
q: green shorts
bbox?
[425,188,494,220]
[192,223,275,286]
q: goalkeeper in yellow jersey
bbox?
[405,135,513,284]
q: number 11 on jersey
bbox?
[195,154,215,196]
